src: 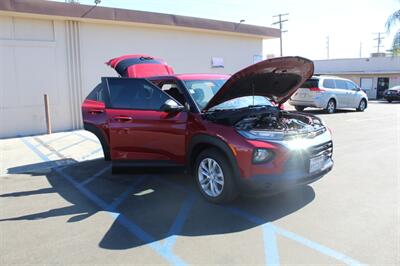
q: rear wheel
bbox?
[387,99,392,103]
[356,99,367,111]
[294,106,305,111]
[325,99,336,114]
[194,148,238,204]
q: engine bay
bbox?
[204,106,325,136]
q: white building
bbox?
[0,0,280,138]
[314,57,400,99]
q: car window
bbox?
[322,79,336,89]
[301,78,319,88]
[86,83,104,102]
[183,79,227,110]
[345,81,358,90]
[335,79,347,89]
[107,78,171,110]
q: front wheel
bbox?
[387,99,392,103]
[356,99,367,111]
[194,148,238,204]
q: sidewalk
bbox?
[0,130,102,176]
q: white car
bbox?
[289,76,368,113]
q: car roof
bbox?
[311,75,349,81]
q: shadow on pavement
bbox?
[1,158,315,250]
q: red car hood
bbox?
[203,56,314,111]
[107,54,174,78]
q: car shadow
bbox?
[1,159,316,250]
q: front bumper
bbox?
[238,156,333,196]
[383,94,400,101]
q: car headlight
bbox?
[253,148,274,164]
[237,130,285,140]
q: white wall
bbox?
[0,16,71,138]
[0,14,264,138]
[78,22,262,97]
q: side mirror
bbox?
[161,99,184,113]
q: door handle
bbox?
[113,116,133,122]
[88,109,104,114]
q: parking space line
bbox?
[163,194,196,251]
[81,147,103,160]
[263,223,280,266]
[19,136,365,266]
[73,131,100,143]
[36,133,74,147]
[54,138,88,154]
[107,177,146,210]
[79,165,111,186]
[33,137,67,160]
[54,167,187,266]
[274,227,365,266]
[223,205,364,266]
[20,137,50,162]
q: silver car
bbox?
[289,76,368,113]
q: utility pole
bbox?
[359,42,362,58]
[373,32,385,53]
[272,13,289,56]
[326,36,330,59]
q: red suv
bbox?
[82,55,333,203]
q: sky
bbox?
[56,0,399,60]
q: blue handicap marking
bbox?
[20,136,366,266]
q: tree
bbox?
[386,7,400,55]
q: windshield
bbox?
[183,79,274,110]
[183,79,226,110]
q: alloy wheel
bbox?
[198,158,224,197]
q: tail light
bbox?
[309,87,325,92]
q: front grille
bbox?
[308,141,333,158]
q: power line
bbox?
[373,32,385,53]
[272,13,289,57]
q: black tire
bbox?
[388,99,392,103]
[325,99,336,114]
[295,106,305,111]
[356,99,367,112]
[194,148,238,204]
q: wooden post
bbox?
[44,94,52,134]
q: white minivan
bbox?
[289,76,368,113]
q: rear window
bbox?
[301,79,319,88]
[323,79,336,89]
[86,83,105,102]
[107,78,170,110]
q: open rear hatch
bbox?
[203,56,314,111]
[107,54,174,78]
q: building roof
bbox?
[0,0,281,39]
[314,57,400,75]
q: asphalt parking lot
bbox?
[1,101,399,265]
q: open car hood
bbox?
[203,56,314,111]
[107,54,174,78]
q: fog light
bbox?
[253,148,274,164]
